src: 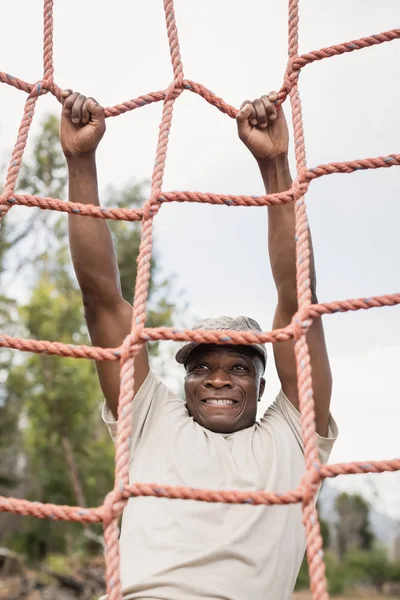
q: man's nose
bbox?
[204,369,233,389]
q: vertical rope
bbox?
[287,1,328,598]
[163,0,184,82]
[0,95,38,220]
[43,0,54,86]
[104,4,184,598]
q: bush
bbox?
[345,548,400,592]
[295,551,352,596]
[325,552,350,596]
[294,556,309,590]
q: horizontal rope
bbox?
[2,151,397,221]
[0,292,397,359]
[0,29,398,118]
[1,457,398,522]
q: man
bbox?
[61,88,337,600]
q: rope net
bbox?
[0,1,399,598]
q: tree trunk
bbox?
[61,434,86,508]
[61,435,104,549]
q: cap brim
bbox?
[175,342,200,365]
[175,341,267,369]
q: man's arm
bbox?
[237,93,332,436]
[60,91,149,420]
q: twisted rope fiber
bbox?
[0,292,399,359]
[0,0,399,598]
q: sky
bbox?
[0,0,399,516]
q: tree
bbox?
[346,548,400,593]
[104,181,178,358]
[335,493,374,558]
[1,114,181,560]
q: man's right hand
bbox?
[60,90,106,159]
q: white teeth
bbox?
[204,399,235,406]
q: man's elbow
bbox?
[277,283,318,310]
[82,289,122,322]
[276,284,298,316]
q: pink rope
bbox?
[0,1,399,598]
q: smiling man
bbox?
[61,89,338,600]
[178,318,267,434]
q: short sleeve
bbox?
[269,390,338,464]
[102,370,160,444]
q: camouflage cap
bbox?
[175,316,267,369]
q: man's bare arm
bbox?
[61,91,149,420]
[261,156,332,436]
[237,94,332,436]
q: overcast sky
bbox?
[1,0,399,516]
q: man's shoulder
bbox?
[138,369,181,402]
[102,369,186,444]
[259,389,338,464]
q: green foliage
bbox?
[104,182,177,358]
[294,555,309,590]
[319,516,330,549]
[18,114,67,198]
[295,512,331,591]
[335,492,374,557]
[0,215,10,272]
[3,254,114,559]
[0,289,22,494]
[294,505,397,597]
[45,552,78,575]
[324,552,349,595]
[346,548,400,592]
[295,545,400,596]
[295,551,349,596]
[1,114,180,562]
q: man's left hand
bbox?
[236,92,289,161]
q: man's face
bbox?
[184,345,265,434]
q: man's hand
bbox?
[60,90,106,158]
[236,92,289,160]
[236,91,332,437]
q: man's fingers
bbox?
[237,102,252,122]
[236,102,253,140]
[61,88,73,99]
[63,91,79,115]
[253,98,268,129]
[71,94,87,125]
[87,97,105,126]
[261,94,277,122]
[267,91,278,103]
[81,98,91,126]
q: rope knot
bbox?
[283,57,300,95]
[142,196,161,221]
[291,308,312,341]
[0,190,10,205]
[103,487,127,526]
[165,78,183,101]
[120,331,142,364]
[0,190,13,219]
[102,490,117,526]
[28,80,49,98]
[301,463,322,505]
[291,175,309,201]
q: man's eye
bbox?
[232,364,247,371]
[194,363,209,370]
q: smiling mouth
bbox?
[201,398,239,406]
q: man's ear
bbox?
[258,377,266,402]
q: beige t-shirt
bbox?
[101,371,337,600]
